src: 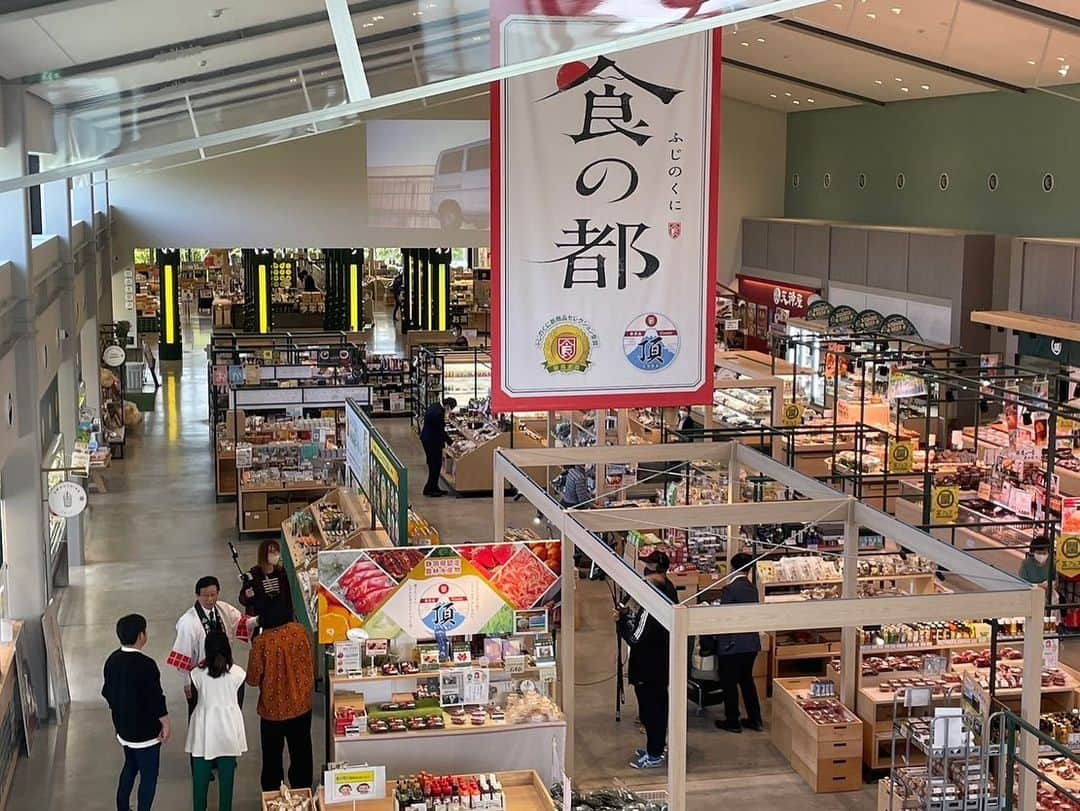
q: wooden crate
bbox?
[790,749,863,794]
[263,787,314,809]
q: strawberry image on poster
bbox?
[490,547,558,609]
[331,556,397,618]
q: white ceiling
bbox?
[1,0,1079,175]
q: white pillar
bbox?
[840,500,859,707]
[1017,586,1045,810]
[0,82,50,720]
[560,530,575,779]
[667,605,689,811]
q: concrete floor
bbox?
[9,314,879,809]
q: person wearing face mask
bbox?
[1020,535,1052,586]
[617,550,678,770]
[239,540,294,623]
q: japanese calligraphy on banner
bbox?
[492,11,720,410]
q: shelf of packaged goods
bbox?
[330,664,542,687]
[762,573,937,589]
[859,637,1026,655]
[893,717,1001,758]
[334,716,564,744]
[317,770,556,811]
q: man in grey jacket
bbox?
[710,552,763,733]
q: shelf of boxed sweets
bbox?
[755,554,941,603]
[281,488,392,633]
[316,770,555,811]
[366,355,412,416]
[770,677,864,794]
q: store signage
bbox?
[324,765,386,803]
[889,441,914,473]
[101,345,126,368]
[1018,333,1079,365]
[829,305,858,328]
[854,309,885,332]
[780,402,804,427]
[316,540,561,645]
[887,369,928,400]
[493,14,720,410]
[722,318,741,332]
[806,300,833,321]
[930,485,960,524]
[1056,534,1080,577]
[880,314,918,337]
[47,480,87,518]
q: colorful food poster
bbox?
[317,541,562,644]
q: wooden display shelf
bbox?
[239,482,335,534]
[262,788,313,809]
[318,770,555,811]
[0,623,22,811]
[334,715,565,744]
[771,677,863,794]
[443,423,511,494]
[971,309,1080,343]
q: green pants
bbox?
[192,756,236,811]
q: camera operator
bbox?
[617,550,678,770]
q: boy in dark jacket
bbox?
[710,552,764,733]
[618,550,678,769]
[102,613,170,811]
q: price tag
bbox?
[780,402,804,428]
[505,654,527,674]
[1056,534,1080,577]
[930,485,960,524]
[539,664,557,684]
[889,441,914,473]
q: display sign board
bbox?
[1056,534,1080,577]
[930,485,960,524]
[887,368,928,400]
[889,441,914,473]
[780,402,804,427]
[47,480,87,518]
[101,345,126,368]
[806,300,833,321]
[829,305,857,328]
[369,438,407,547]
[493,15,721,410]
[317,541,561,645]
[324,765,386,803]
[346,399,369,499]
[853,309,884,332]
[880,313,918,337]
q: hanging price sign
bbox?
[930,485,960,524]
[889,441,914,473]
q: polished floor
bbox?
[10,313,880,809]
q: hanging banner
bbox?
[492,12,720,410]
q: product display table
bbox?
[0,623,23,811]
[317,770,556,811]
[332,723,566,787]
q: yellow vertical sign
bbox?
[349,263,360,332]
[427,264,433,330]
[163,264,176,344]
[930,485,960,524]
[438,262,447,331]
[257,264,269,333]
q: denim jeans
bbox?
[116,743,161,811]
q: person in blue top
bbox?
[559,464,592,508]
[420,397,456,497]
[708,552,764,733]
[1019,535,1052,585]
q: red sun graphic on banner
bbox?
[555,61,590,90]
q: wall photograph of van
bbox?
[367,120,489,232]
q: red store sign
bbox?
[736,275,820,351]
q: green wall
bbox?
[784,89,1080,237]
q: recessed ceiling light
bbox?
[900,86,909,92]
[807,98,815,103]
[371,14,384,20]
[1058,56,1067,62]
[920,84,930,90]
[1027,59,1037,65]
[740,41,750,46]
[784,92,792,97]
[362,21,374,27]
[1059,65,1070,77]
[412,10,423,15]
[756,37,766,43]
[866,12,876,19]
[833,2,842,7]
[890,7,902,14]
[792,100,800,105]
[471,35,483,41]
[894,77,903,82]
[770,93,777,98]
[874,79,884,85]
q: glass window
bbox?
[436,150,464,175]
[465,144,490,172]
[27,154,41,236]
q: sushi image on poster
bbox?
[316,541,561,644]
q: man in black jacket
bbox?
[711,552,764,733]
[618,550,678,769]
[102,613,170,811]
[420,397,457,497]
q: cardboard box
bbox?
[243,492,268,511]
[268,503,289,529]
[244,511,268,531]
[288,500,309,514]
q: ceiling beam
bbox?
[15,0,404,85]
[770,17,1028,94]
[0,0,110,20]
[325,0,370,102]
[975,0,1080,34]
[723,57,885,106]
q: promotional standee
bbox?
[492,11,721,411]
